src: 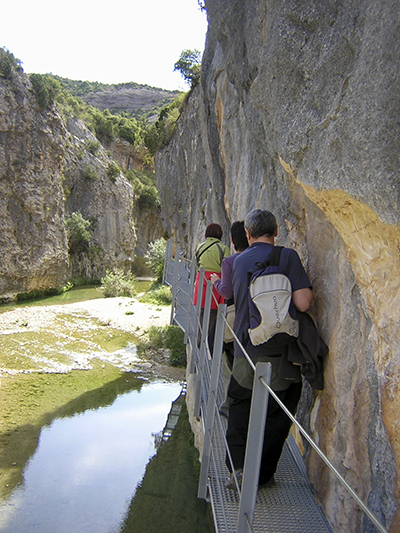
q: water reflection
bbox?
[0,381,183,533]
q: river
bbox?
[0,286,213,533]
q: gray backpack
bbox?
[248,246,299,346]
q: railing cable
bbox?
[165,241,389,533]
[218,287,389,533]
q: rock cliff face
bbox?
[63,118,136,280]
[155,1,400,531]
[0,72,69,300]
[0,71,139,299]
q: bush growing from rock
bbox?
[137,325,186,367]
[65,212,91,253]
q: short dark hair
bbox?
[205,223,223,240]
[230,221,248,251]
[244,209,277,239]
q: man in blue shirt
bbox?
[226,209,313,489]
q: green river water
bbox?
[0,286,213,533]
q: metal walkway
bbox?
[205,398,332,532]
[163,241,334,533]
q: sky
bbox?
[1,0,208,91]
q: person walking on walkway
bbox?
[226,209,313,489]
[210,221,248,416]
[193,223,230,334]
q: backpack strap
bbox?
[255,246,284,270]
[195,240,223,267]
[216,243,224,264]
[247,246,284,286]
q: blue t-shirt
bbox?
[232,242,312,359]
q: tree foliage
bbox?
[30,74,61,108]
[54,89,148,149]
[145,239,167,282]
[174,49,202,87]
[0,47,23,79]
[65,212,92,254]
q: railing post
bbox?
[189,267,204,374]
[237,362,272,533]
[199,279,212,362]
[193,278,213,419]
[184,260,197,345]
[175,249,185,320]
[169,243,180,326]
[198,303,226,500]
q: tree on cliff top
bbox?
[0,47,23,79]
[174,49,202,88]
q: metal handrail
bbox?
[223,317,389,533]
[164,239,389,533]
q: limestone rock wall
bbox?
[0,71,137,299]
[0,71,69,300]
[63,118,136,280]
[132,208,163,257]
[155,1,400,531]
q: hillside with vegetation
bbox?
[0,46,194,296]
[49,75,180,121]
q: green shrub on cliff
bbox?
[106,162,121,182]
[65,212,91,253]
[0,47,23,79]
[83,165,99,181]
[30,74,61,108]
[138,184,161,211]
[144,92,188,154]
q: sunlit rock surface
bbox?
[155,1,400,531]
[0,72,137,298]
[0,72,69,299]
[63,117,136,280]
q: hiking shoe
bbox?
[258,476,275,491]
[225,469,243,491]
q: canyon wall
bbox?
[0,70,141,300]
[155,1,400,531]
[0,72,69,300]
[62,117,137,280]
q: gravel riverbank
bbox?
[0,296,185,382]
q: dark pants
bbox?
[198,308,218,346]
[226,377,302,485]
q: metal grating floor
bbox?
[207,412,334,533]
[165,252,334,533]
